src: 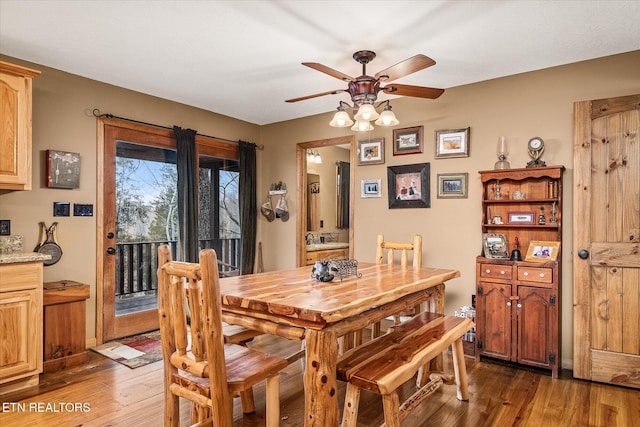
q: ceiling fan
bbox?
[285,50,444,130]
[285,50,444,105]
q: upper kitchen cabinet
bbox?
[0,61,40,191]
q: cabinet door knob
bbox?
[506,302,511,306]
[524,272,529,276]
[517,303,522,308]
[485,269,490,274]
[500,270,505,275]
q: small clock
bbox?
[526,137,546,168]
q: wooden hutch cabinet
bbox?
[475,166,564,378]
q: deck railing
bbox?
[115,238,240,297]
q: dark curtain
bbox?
[337,161,350,229]
[239,141,257,274]
[174,126,198,262]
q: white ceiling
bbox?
[1,1,638,126]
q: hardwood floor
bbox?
[0,333,637,426]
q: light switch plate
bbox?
[53,202,70,216]
[0,220,10,235]
[73,203,93,216]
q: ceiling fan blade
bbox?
[382,84,445,99]
[375,55,436,82]
[285,89,347,103]
[302,62,355,82]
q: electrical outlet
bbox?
[53,202,70,216]
[0,220,10,235]
[73,203,93,216]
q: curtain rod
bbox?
[92,108,264,150]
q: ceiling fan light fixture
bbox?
[329,108,354,127]
[354,103,379,122]
[374,102,399,126]
[351,120,374,132]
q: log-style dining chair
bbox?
[157,245,288,427]
[371,234,423,338]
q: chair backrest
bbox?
[376,234,422,269]
[157,244,231,421]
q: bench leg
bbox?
[451,338,469,401]
[382,391,402,427]
[341,383,361,427]
[239,388,256,414]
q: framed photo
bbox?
[393,126,423,156]
[387,163,430,209]
[437,173,468,199]
[435,127,470,158]
[483,233,509,259]
[525,240,561,262]
[357,138,385,165]
[46,150,81,189]
[361,179,382,198]
[508,211,535,224]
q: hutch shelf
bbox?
[475,166,564,378]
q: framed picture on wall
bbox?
[361,179,382,198]
[435,127,470,158]
[437,173,468,198]
[357,138,385,165]
[387,163,430,209]
[393,126,423,156]
[46,150,81,189]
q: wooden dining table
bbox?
[219,262,460,426]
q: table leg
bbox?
[304,328,339,427]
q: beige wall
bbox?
[0,55,261,344]
[1,51,639,369]
[259,51,640,369]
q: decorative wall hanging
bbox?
[437,173,468,198]
[435,127,470,158]
[46,150,81,188]
[393,126,424,156]
[387,163,430,209]
[34,221,62,265]
[357,138,385,165]
[361,179,382,198]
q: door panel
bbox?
[517,286,553,369]
[477,282,512,360]
[574,94,640,388]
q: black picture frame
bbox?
[387,163,430,209]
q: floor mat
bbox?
[91,330,163,369]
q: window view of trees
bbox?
[115,147,240,245]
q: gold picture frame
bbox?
[525,240,560,262]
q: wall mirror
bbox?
[296,136,355,266]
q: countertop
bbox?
[306,242,350,252]
[0,252,52,264]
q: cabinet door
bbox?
[517,286,556,369]
[477,282,512,360]
[0,289,41,381]
[0,71,32,189]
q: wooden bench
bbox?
[337,312,474,427]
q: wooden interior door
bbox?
[574,94,640,388]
